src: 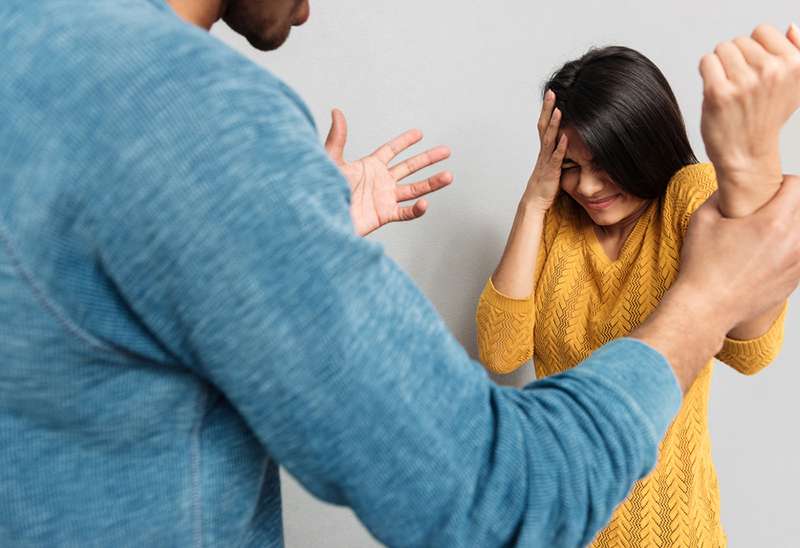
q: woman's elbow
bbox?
[478,346,532,375]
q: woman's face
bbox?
[559,127,650,227]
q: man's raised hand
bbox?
[325,109,453,236]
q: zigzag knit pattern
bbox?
[476,163,787,547]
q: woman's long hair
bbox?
[545,46,697,200]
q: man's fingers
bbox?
[373,128,424,164]
[395,171,453,202]
[691,190,723,225]
[753,173,800,221]
[394,200,428,222]
[537,89,557,138]
[324,108,348,162]
[752,23,797,57]
[389,145,451,181]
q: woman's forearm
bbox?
[716,168,786,340]
[490,198,548,299]
[716,160,783,218]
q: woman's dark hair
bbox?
[545,46,697,200]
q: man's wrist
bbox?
[630,282,730,393]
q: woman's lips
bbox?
[583,194,621,211]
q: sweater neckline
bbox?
[581,200,655,266]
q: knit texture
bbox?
[0,1,686,546]
[477,163,787,547]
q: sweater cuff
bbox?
[718,301,787,369]
[577,338,682,446]
[479,278,534,315]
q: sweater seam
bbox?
[0,219,120,354]
[191,386,208,548]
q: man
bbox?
[0,1,798,547]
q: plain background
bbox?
[213,1,798,546]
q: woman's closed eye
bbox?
[561,160,580,172]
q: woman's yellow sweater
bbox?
[476,163,787,547]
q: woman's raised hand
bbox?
[699,24,800,201]
[522,90,569,211]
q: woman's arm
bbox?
[700,24,800,341]
[491,90,566,298]
[476,91,567,373]
[476,220,542,374]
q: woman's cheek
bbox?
[560,172,578,195]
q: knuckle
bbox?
[732,35,750,48]
[705,86,731,106]
[788,55,800,77]
[695,208,714,226]
[766,217,785,234]
[751,24,772,41]
[738,74,758,93]
[760,59,783,82]
[699,53,711,71]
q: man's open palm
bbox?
[325,109,453,236]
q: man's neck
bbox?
[167,0,225,30]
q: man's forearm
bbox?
[630,282,730,393]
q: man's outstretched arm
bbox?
[85,21,798,548]
[82,40,681,547]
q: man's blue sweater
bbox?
[0,1,681,546]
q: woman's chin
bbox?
[583,208,620,226]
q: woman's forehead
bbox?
[562,127,592,162]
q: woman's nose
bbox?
[576,172,606,197]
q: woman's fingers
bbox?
[788,23,800,49]
[752,23,797,57]
[389,145,451,181]
[732,36,771,70]
[540,106,562,153]
[537,90,557,139]
[395,171,453,202]
[699,53,733,102]
[714,41,755,85]
[548,134,568,174]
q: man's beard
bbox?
[222,0,297,52]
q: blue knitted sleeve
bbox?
[84,22,682,548]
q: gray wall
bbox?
[214,1,799,546]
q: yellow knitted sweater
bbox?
[476,163,787,547]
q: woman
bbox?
[476,46,788,547]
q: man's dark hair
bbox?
[545,46,697,200]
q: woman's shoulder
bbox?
[664,162,718,206]
[662,162,718,235]
[544,194,581,240]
